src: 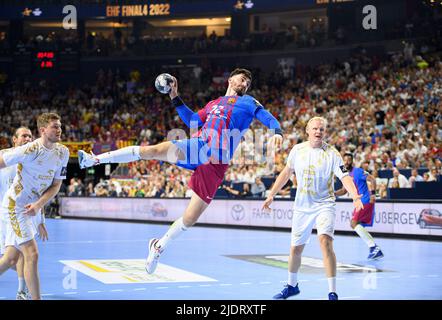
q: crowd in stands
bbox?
[0,26,325,58]
[2,39,434,200]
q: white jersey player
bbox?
[0,113,69,300]
[0,127,38,300]
[263,116,363,300]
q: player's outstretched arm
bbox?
[172,96,203,128]
[168,76,203,129]
[254,108,282,135]
[262,165,293,211]
[255,108,283,154]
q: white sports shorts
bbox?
[291,206,336,246]
[4,206,37,250]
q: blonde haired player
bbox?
[0,127,49,300]
[0,113,69,300]
[263,116,363,300]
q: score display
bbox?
[36,51,55,69]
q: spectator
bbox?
[251,177,266,198]
[426,167,439,182]
[108,183,118,197]
[95,185,109,197]
[388,168,410,188]
[408,168,424,187]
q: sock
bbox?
[96,146,140,164]
[156,217,188,250]
[18,277,26,292]
[354,224,376,248]
[327,277,336,293]
[288,272,298,287]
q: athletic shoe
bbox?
[16,290,30,300]
[273,284,300,299]
[145,238,163,274]
[78,150,99,169]
[368,245,384,260]
[328,292,338,300]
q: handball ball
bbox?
[155,73,173,94]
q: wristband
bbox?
[172,96,185,108]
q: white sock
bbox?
[288,272,298,287]
[96,146,140,164]
[18,277,26,292]
[156,217,188,250]
[327,277,336,293]
[354,224,376,248]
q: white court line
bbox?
[0,297,6,299]
[29,275,421,298]
[409,275,420,278]
[427,274,439,277]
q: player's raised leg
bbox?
[145,192,209,274]
[78,141,182,169]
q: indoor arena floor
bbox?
[0,218,441,300]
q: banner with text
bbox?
[60,198,442,237]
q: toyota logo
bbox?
[231,204,245,221]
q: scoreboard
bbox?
[13,48,79,75]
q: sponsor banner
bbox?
[430,203,442,236]
[60,259,216,284]
[60,198,442,237]
[61,141,93,158]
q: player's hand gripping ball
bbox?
[155,73,173,94]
